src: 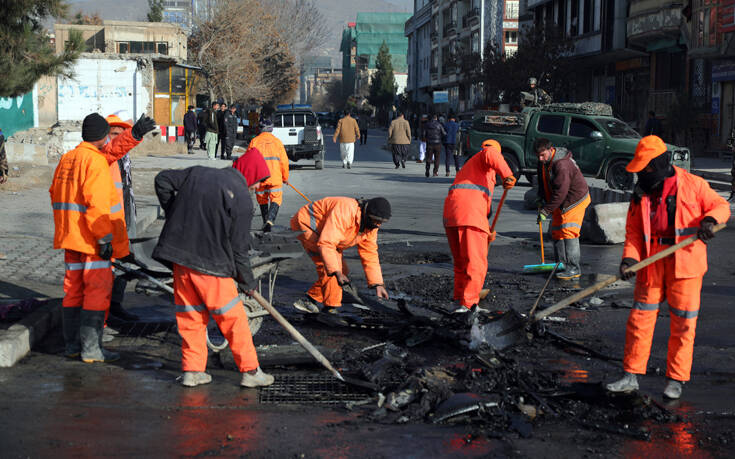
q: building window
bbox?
[570,0,579,36]
[583,0,593,34]
[157,42,168,55]
[471,31,480,53]
[505,1,519,20]
[505,31,518,44]
[118,42,128,53]
[118,41,163,54]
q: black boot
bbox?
[556,238,581,279]
[262,202,280,232]
[259,204,269,225]
[80,309,120,363]
[62,306,81,357]
[553,238,567,275]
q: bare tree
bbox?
[268,0,330,61]
[189,0,298,105]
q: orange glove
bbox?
[502,176,516,190]
[488,231,496,243]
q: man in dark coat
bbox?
[183,105,198,154]
[197,107,207,149]
[223,105,238,160]
[423,114,446,177]
[443,116,461,176]
[217,101,228,159]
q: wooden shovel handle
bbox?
[490,187,509,233]
[287,182,312,203]
[533,222,726,322]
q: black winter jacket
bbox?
[224,111,238,138]
[423,119,446,144]
[152,166,255,288]
[183,110,198,132]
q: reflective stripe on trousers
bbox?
[448,183,490,197]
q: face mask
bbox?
[637,153,673,193]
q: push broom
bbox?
[522,220,562,273]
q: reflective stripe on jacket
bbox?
[442,146,513,233]
[249,132,289,187]
[623,166,731,279]
[291,197,383,286]
[49,142,128,257]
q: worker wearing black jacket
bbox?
[152,166,274,388]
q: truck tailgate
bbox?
[273,127,301,146]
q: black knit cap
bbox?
[366,197,391,221]
[82,113,110,142]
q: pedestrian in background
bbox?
[644,111,662,137]
[223,105,238,160]
[358,114,369,145]
[0,128,8,184]
[443,115,461,176]
[183,105,197,154]
[196,107,207,150]
[333,111,360,169]
[388,112,411,169]
[423,114,446,177]
[606,135,730,399]
[217,102,228,159]
[204,102,219,160]
[417,114,427,163]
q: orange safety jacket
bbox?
[623,166,730,280]
[249,132,289,188]
[293,197,383,286]
[443,146,513,233]
[50,142,129,258]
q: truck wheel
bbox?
[606,159,634,190]
[315,149,324,170]
[497,153,520,185]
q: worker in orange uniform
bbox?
[291,197,392,314]
[249,118,289,232]
[535,138,591,280]
[103,112,156,323]
[443,139,516,321]
[152,160,274,388]
[49,113,129,363]
[606,136,730,400]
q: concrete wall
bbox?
[0,91,36,138]
[58,58,151,122]
[36,75,57,128]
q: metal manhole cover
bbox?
[259,374,371,405]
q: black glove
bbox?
[697,216,717,242]
[98,242,113,260]
[729,192,735,203]
[619,257,638,280]
[237,283,254,296]
[118,252,136,264]
[131,114,157,140]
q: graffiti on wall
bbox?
[0,93,35,138]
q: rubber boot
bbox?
[259,204,269,225]
[557,238,581,279]
[606,372,639,393]
[80,309,120,363]
[62,306,81,358]
[240,367,275,387]
[553,238,567,275]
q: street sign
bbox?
[433,91,449,104]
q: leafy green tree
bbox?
[147,0,164,22]
[368,41,397,116]
[0,0,82,98]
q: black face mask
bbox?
[637,153,673,193]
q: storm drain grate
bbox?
[259,374,371,405]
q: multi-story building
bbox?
[161,0,218,30]
[405,0,505,114]
[341,13,412,100]
[503,0,519,55]
[299,56,338,104]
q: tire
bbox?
[315,149,324,170]
[497,152,520,185]
[606,159,634,190]
[206,294,264,352]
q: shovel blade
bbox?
[469,310,527,351]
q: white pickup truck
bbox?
[271,104,325,169]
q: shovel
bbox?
[493,222,726,342]
[479,187,509,300]
[287,182,313,203]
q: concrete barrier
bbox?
[4,142,49,166]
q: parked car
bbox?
[272,104,325,169]
[466,103,691,189]
[317,112,337,129]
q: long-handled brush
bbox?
[522,221,562,274]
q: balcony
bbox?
[626,0,684,49]
[443,21,457,37]
[462,8,480,28]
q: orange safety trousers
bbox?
[551,194,590,240]
[256,185,283,206]
[172,264,259,373]
[623,241,702,382]
[445,226,489,308]
[306,253,350,307]
[62,250,113,311]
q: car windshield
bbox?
[595,118,640,139]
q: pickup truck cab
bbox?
[272,104,325,169]
[467,103,691,189]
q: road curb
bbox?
[0,299,61,368]
[0,206,160,368]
